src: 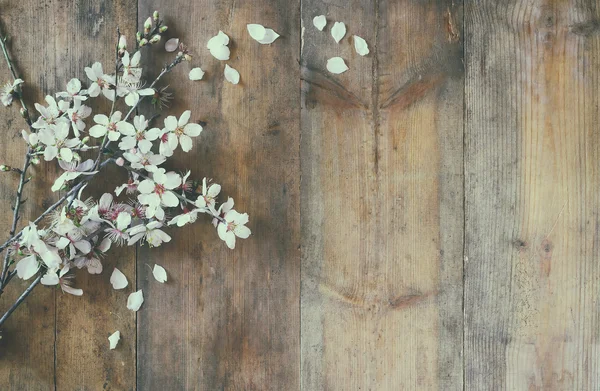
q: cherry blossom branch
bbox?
[0,274,41,328]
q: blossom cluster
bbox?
[3,11,250,303]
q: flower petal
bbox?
[110,268,128,289]
[152,264,167,283]
[224,64,240,85]
[165,38,179,52]
[353,35,369,56]
[189,67,205,81]
[326,57,349,74]
[127,290,144,311]
[108,331,120,350]
[313,15,326,31]
[331,21,346,43]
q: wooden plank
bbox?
[300,0,464,389]
[135,1,301,390]
[0,1,65,389]
[52,2,138,390]
[465,1,600,389]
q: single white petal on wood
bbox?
[313,15,326,31]
[326,57,349,74]
[108,331,120,350]
[258,29,280,44]
[189,67,205,81]
[331,22,346,43]
[152,264,168,283]
[127,290,144,311]
[224,64,240,84]
[353,35,369,56]
[165,38,179,52]
[247,24,266,41]
[110,268,128,290]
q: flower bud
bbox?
[150,34,161,44]
[0,164,11,172]
[136,31,142,42]
[153,11,159,22]
[118,35,127,51]
[144,17,152,33]
[31,157,40,165]
[20,108,28,119]
[184,53,192,62]
[159,25,168,33]
[115,157,125,166]
[81,136,90,144]
[139,38,148,47]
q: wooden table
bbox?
[0,0,598,389]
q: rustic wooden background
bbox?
[0,0,599,389]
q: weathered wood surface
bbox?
[0,0,599,390]
[464,1,600,389]
[300,0,464,389]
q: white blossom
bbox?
[84,62,115,100]
[67,100,92,137]
[195,178,220,211]
[118,115,160,153]
[1,78,23,106]
[162,110,202,153]
[123,149,165,173]
[37,122,80,162]
[89,111,126,141]
[217,210,251,249]
[51,159,97,192]
[56,78,88,101]
[127,220,171,247]
[137,169,182,220]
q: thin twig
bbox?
[0,274,41,328]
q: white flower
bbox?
[32,95,70,129]
[55,231,92,260]
[115,173,140,196]
[127,221,171,247]
[121,51,142,83]
[84,62,116,100]
[118,115,160,153]
[168,209,200,227]
[123,149,165,173]
[51,159,97,192]
[21,129,39,147]
[118,79,155,107]
[67,100,92,137]
[56,78,88,101]
[206,31,230,60]
[0,78,23,106]
[195,178,221,211]
[104,211,131,245]
[89,111,127,141]
[137,169,182,220]
[217,210,251,249]
[162,110,202,153]
[15,255,39,280]
[73,237,110,274]
[212,197,234,227]
[37,122,80,162]
[41,265,83,296]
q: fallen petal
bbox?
[313,15,326,31]
[108,331,120,350]
[353,35,369,56]
[224,64,240,84]
[331,22,346,43]
[326,57,349,74]
[189,67,205,81]
[127,290,144,311]
[165,38,179,52]
[152,264,168,283]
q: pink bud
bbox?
[115,157,125,166]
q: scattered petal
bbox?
[313,15,326,31]
[110,268,128,290]
[207,31,230,61]
[108,331,120,350]
[165,38,179,52]
[127,290,144,311]
[224,64,240,84]
[353,35,369,56]
[247,24,266,41]
[152,264,167,283]
[331,21,346,43]
[258,29,280,44]
[326,57,349,74]
[189,67,205,81]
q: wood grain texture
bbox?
[0,0,64,388]
[52,2,138,390]
[300,1,464,390]
[464,0,600,389]
[135,1,300,390]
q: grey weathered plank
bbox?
[465,1,600,389]
[135,1,301,390]
[53,2,138,390]
[300,0,464,389]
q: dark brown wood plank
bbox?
[134,1,301,390]
[300,0,464,389]
[52,2,138,390]
[465,0,600,389]
[0,0,66,388]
